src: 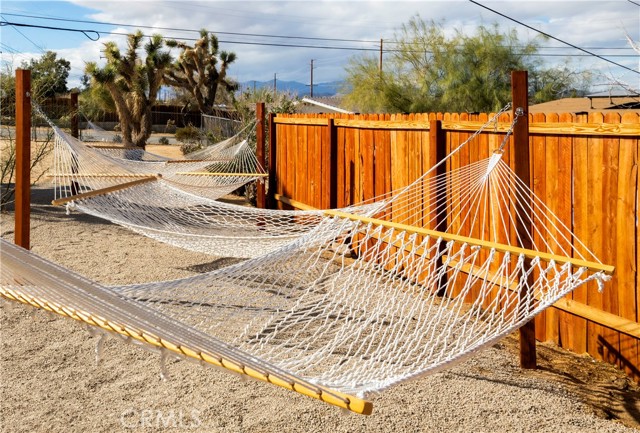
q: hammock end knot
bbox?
[595,272,612,293]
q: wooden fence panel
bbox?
[556,112,575,349]
[571,113,590,354]
[271,111,640,381]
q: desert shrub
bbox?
[176,124,205,154]
[158,136,170,145]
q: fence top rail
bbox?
[274,113,640,137]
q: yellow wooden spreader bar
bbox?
[51,176,159,206]
[48,173,156,178]
[323,209,615,275]
[166,159,230,163]
[175,172,268,177]
[0,286,373,415]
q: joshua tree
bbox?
[85,31,172,148]
[164,30,238,115]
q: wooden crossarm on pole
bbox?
[51,176,159,206]
[175,171,268,177]
[323,209,615,275]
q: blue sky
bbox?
[1,1,638,91]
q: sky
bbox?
[1,0,639,92]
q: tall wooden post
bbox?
[512,70,536,369]
[15,69,31,249]
[430,120,448,294]
[70,91,79,139]
[255,102,266,209]
[267,112,277,209]
[328,118,338,209]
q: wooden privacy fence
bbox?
[268,111,640,380]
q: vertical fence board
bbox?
[556,112,575,348]
[586,112,606,361]
[532,113,548,341]
[602,113,621,366]
[571,113,589,354]
[544,112,561,344]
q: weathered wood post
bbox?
[430,119,448,294]
[328,118,338,209]
[512,70,536,369]
[15,69,31,249]
[255,102,266,209]
[70,91,79,139]
[267,112,277,209]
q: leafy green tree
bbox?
[344,17,587,113]
[1,62,53,210]
[85,31,172,148]
[21,51,70,98]
[530,65,593,102]
[164,30,238,115]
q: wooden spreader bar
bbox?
[324,209,615,275]
[48,173,157,178]
[166,159,231,163]
[0,285,372,415]
[175,171,269,177]
[51,176,159,206]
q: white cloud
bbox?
[7,1,639,89]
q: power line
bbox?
[627,0,640,6]
[0,20,100,41]
[1,15,46,53]
[1,11,381,45]
[3,20,637,60]
[4,11,635,52]
[468,0,640,76]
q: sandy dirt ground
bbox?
[1,141,640,432]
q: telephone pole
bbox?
[379,38,383,73]
[310,59,314,97]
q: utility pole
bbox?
[310,59,314,98]
[274,73,277,97]
[379,38,383,73]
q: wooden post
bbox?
[512,70,536,369]
[267,112,277,209]
[328,118,338,209]
[431,120,448,294]
[15,69,31,249]
[255,102,266,209]
[70,91,79,139]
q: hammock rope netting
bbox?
[46,107,384,258]
[0,105,613,415]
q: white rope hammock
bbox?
[44,111,384,258]
[1,105,613,415]
[53,122,265,195]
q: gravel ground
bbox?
[1,186,639,433]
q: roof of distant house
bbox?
[296,96,353,114]
[529,95,640,114]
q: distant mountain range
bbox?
[239,80,344,97]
